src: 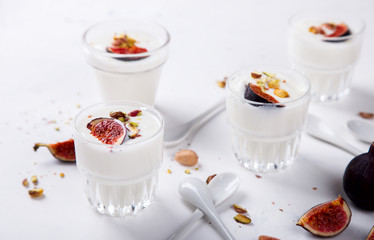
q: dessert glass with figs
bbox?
[226,66,311,173]
[82,19,170,106]
[288,10,365,102]
[73,101,164,216]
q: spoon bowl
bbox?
[347,120,374,143]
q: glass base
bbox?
[231,129,302,173]
[83,171,158,217]
[291,62,354,102]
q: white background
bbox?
[0,0,373,239]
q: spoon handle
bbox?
[168,209,204,240]
[204,206,236,240]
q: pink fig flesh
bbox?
[297,196,351,237]
[367,226,374,240]
[33,139,76,162]
[87,118,126,145]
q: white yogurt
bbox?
[226,66,311,172]
[73,101,164,216]
[288,12,365,101]
[82,19,170,105]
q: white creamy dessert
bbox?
[288,12,365,101]
[82,19,170,106]
[73,101,164,216]
[226,66,310,172]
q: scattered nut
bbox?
[22,178,29,187]
[206,174,217,184]
[60,173,65,178]
[359,112,374,119]
[268,79,280,89]
[274,88,289,98]
[258,235,280,240]
[28,188,44,198]
[174,150,198,166]
[110,111,126,119]
[128,110,142,117]
[184,169,191,174]
[31,175,38,185]
[167,169,172,174]
[130,122,139,127]
[233,204,247,214]
[251,72,262,79]
[234,214,251,224]
[217,77,227,88]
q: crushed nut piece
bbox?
[233,204,247,214]
[268,79,280,89]
[167,169,172,174]
[22,178,29,187]
[31,175,38,185]
[274,88,289,98]
[258,235,280,240]
[60,173,65,178]
[130,122,139,127]
[359,112,374,119]
[217,76,227,88]
[206,174,217,184]
[174,150,198,166]
[28,188,44,198]
[110,111,126,119]
[234,214,251,224]
[251,72,262,79]
[184,169,191,174]
[255,175,262,179]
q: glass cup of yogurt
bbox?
[82,19,170,106]
[73,100,164,216]
[288,10,365,102]
[226,65,311,173]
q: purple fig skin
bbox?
[366,226,374,240]
[343,143,374,210]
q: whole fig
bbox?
[343,143,374,210]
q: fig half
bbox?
[343,143,374,210]
[367,226,374,240]
[33,139,76,162]
[87,118,126,145]
[297,196,351,237]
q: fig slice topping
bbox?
[244,83,279,105]
[87,118,126,145]
[297,196,351,237]
[366,225,374,240]
[106,34,148,61]
[325,23,350,38]
[33,139,76,162]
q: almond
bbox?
[28,188,44,198]
[233,204,247,214]
[274,88,289,98]
[174,150,198,166]
[234,214,251,224]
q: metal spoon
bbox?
[164,99,225,147]
[306,114,362,156]
[347,119,374,143]
[169,172,240,240]
[178,177,236,240]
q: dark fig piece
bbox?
[244,83,278,103]
[297,196,351,237]
[33,139,75,162]
[343,143,374,210]
[366,226,374,240]
[324,23,351,43]
[87,118,126,145]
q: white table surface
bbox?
[1,0,373,239]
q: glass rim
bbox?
[288,9,366,41]
[82,18,170,59]
[73,100,164,148]
[226,65,311,107]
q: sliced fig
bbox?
[244,83,278,104]
[366,226,374,240]
[343,143,374,210]
[33,139,76,162]
[258,236,280,240]
[87,118,126,145]
[297,196,351,237]
[324,23,351,43]
[125,122,139,139]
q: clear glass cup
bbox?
[288,10,365,102]
[73,100,164,216]
[82,19,170,106]
[226,65,311,173]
